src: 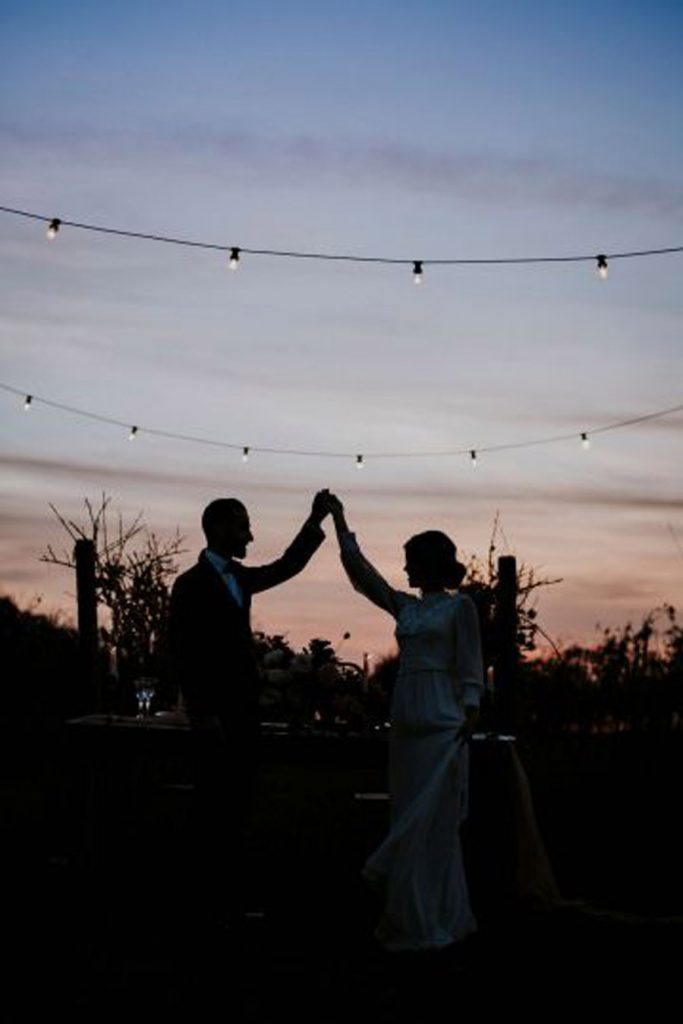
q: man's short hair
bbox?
[201,498,246,540]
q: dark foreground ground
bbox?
[9,862,682,1019]
[3,724,681,1018]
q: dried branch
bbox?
[40,494,186,679]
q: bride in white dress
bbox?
[328,495,484,952]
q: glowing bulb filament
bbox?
[413,260,423,285]
[356,454,364,469]
[129,426,138,441]
[46,218,61,240]
[24,395,33,411]
[596,254,608,280]
[229,247,241,271]
[581,432,590,450]
[242,446,250,462]
[470,450,477,468]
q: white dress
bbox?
[339,532,484,951]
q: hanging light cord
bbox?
[2,381,681,460]
[1,204,682,266]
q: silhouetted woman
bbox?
[328,494,484,951]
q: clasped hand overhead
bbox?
[310,489,345,527]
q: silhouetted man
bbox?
[169,493,329,930]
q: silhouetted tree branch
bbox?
[41,494,185,702]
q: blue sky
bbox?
[1,1,682,661]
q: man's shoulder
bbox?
[172,556,211,593]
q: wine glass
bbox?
[134,676,157,719]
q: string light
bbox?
[4,207,680,276]
[470,449,477,468]
[2,382,682,465]
[128,425,138,441]
[229,247,240,271]
[581,432,590,450]
[242,446,250,462]
[23,394,32,411]
[413,260,423,285]
[596,254,608,280]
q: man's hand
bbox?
[463,705,480,737]
[310,489,332,525]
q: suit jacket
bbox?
[169,519,324,731]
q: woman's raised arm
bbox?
[329,495,409,618]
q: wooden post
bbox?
[75,539,101,712]
[494,555,518,735]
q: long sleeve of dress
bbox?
[338,531,410,618]
[454,594,485,708]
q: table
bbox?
[63,715,561,918]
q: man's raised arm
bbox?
[240,490,330,594]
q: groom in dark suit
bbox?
[169,492,329,928]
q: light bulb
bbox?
[356,454,364,469]
[242,446,250,462]
[581,432,590,450]
[46,218,61,240]
[596,254,608,280]
[24,395,33,411]
[470,449,477,468]
[229,247,240,271]
[129,426,138,442]
[413,260,423,285]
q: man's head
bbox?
[201,498,253,559]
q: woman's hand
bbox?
[326,493,349,535]
[325,493,348,528]
[327,493,344,518]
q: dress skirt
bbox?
[363,670,477,951]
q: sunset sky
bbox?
[1,0,682,665]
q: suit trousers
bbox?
[188,718,260,924]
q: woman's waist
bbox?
[397,663,456,677]
[391,687,465,727]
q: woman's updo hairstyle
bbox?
[404,530,466,589]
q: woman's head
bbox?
[403,531,466,591]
